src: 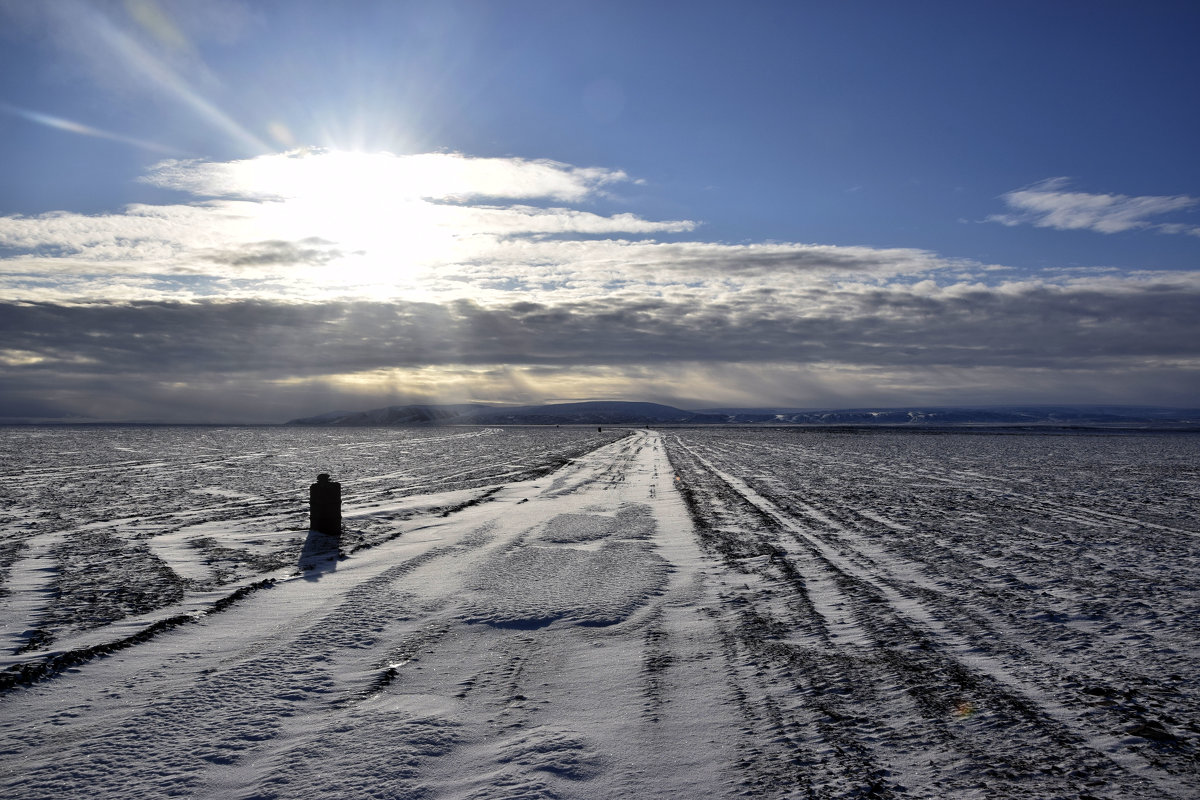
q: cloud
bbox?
[3,150,1198,420]
[140,150,635,203]
[990,178,1200,235]
[3,273,1196,378]
[0,150,709,306]
[4,279,1198,421]
[199,238,344,268]
[7,150,961,305]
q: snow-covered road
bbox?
[1,428,1196,799]
[0,431,748,798]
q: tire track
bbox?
[664,432,1193,798]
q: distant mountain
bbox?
[288,402,1200,428]
[289,401,723,427]
[697,405,1200,427]
[307,403,497,426]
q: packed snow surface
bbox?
[0,425,1197,798]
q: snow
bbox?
[0,530,64,654]
[0,426,1198,798]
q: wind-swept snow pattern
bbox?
[664,428,1200,798]
[1,426,1197,798]
[0,425,620,653]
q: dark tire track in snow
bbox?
[0,578,277,694]
[719,440,1200,788]
[664,430,1199,799]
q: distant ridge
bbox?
[289,401,722,427]
[287,402,1200,428]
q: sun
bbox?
[236,149,463,295]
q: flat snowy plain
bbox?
[0,425,1197,799]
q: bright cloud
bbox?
[990,178,1200,235]
[0,150,699,298]
[4,150,971,305]
[140,150,635,202]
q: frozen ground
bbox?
[0,426,1197,798]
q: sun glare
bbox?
[237,150,462,296]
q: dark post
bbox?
[310,473,342,535]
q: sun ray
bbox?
[0,102,179,154]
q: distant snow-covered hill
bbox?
[288,402,1200,428]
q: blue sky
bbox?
[1,0,1198,422]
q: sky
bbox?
[1,0,1198,423]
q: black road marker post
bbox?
[310,473,342,535]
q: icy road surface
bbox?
[1,428,1198,799]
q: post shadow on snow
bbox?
[298,530,340,580]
